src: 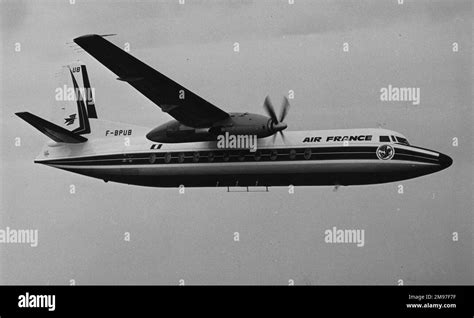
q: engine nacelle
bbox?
[146,120,214,143]
[146,112,276,143]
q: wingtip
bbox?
[73,33,117,43]
[73,34,100,43]
[15,111,29,118]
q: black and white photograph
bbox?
[0,0,472,315]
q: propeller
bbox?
[264,95,290,142]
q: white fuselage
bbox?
[34,121,452,188]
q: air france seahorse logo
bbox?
[376,144,395,160]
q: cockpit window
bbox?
[396,137,409,145]
[379,136,390,142]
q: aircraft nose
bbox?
[438,153,453,169]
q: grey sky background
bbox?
[0,0,472,284]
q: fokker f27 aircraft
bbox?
[16,34,452,189]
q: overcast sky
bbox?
[0,0,472,285]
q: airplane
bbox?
[16,34,452,189]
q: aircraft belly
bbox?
[49,159,439,187]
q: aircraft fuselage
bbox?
[34,124,452,188]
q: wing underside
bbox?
[73,34,229,128]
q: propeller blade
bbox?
[272,133,277,143]
[279,96,290,122]
[279,131,286,143]
[270,131,286,144]
[264,96,278,123]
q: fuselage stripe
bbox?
[36,146,440,166]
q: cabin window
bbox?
[289,149,296,160]
[270,150,278,161]
[208,151,215,162]
[379,136,390,142]
[254,151,261,161]
[164,153,172,163]
[193,152,200,162]
[178,153,185,163]
[390,135,396,142]
[149,154,156,164]
[304,148,312,160]
[396,137,409,145]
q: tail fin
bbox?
[51,62,98,135]
[16,112,87,143]
[16,62,97,143]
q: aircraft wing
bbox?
[73,34,229,128]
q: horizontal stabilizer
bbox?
[16,112,88,143]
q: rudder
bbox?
[52,62,98,135]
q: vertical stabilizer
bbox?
[52,62,97,135]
